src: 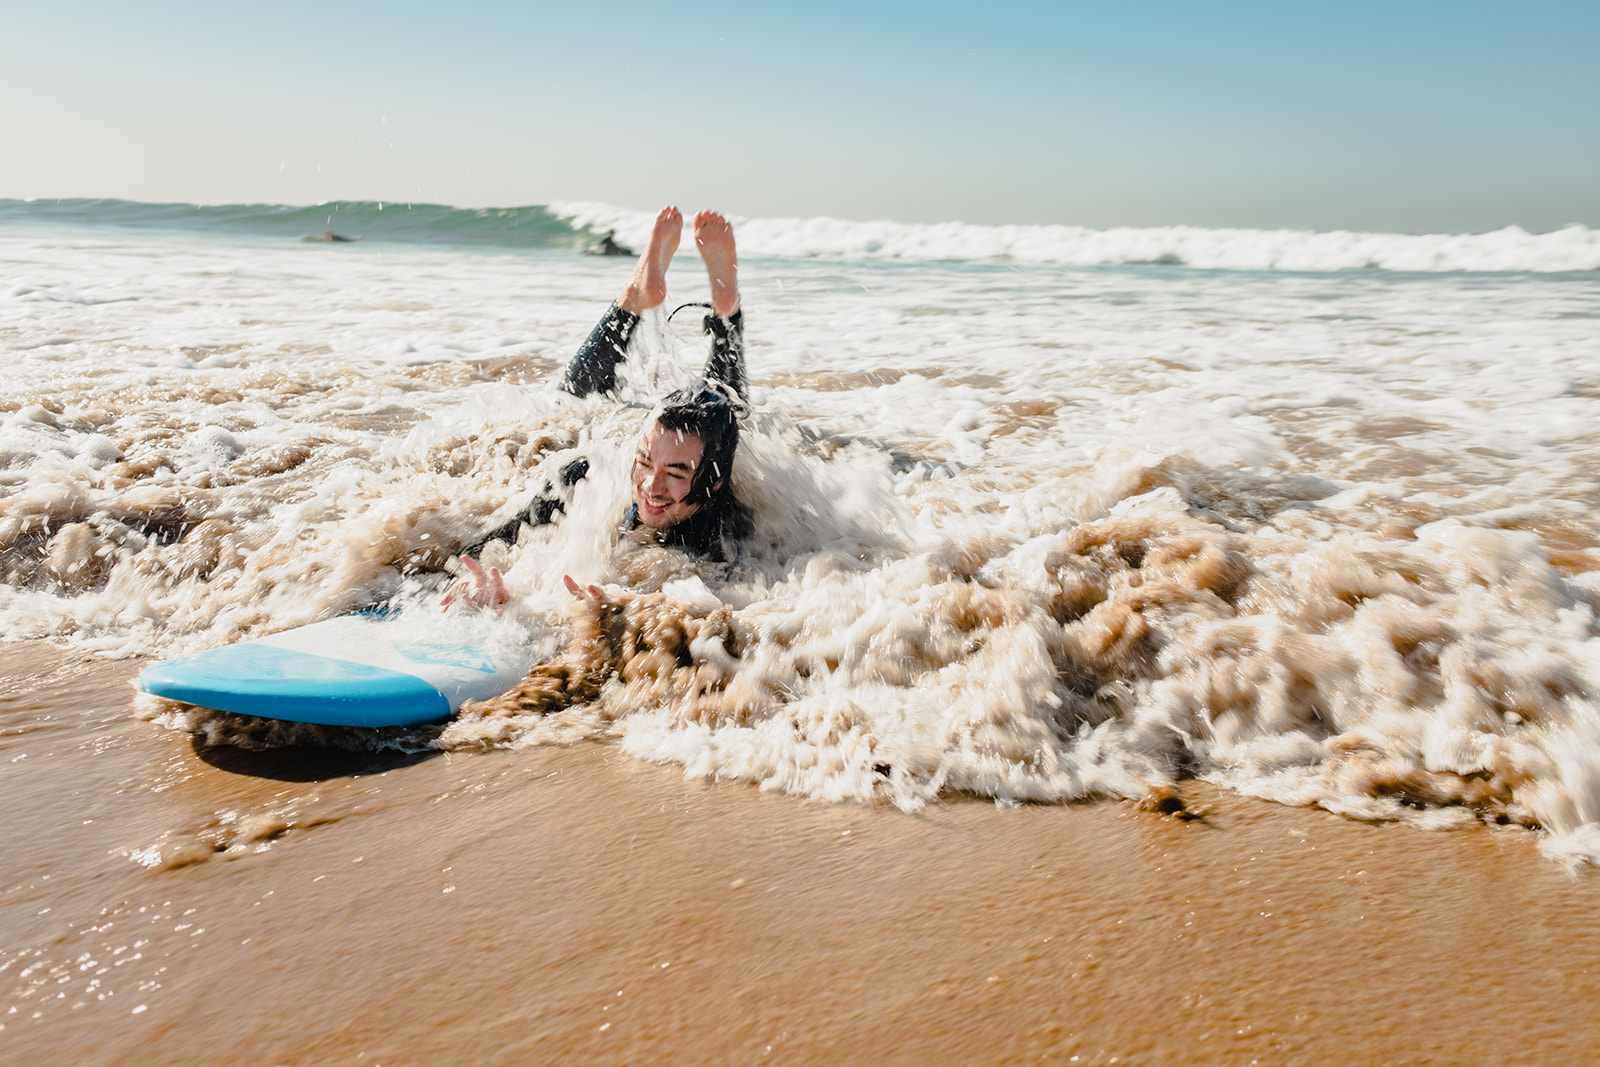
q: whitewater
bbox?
[3,199,1599,866]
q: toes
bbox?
[694,211,733,247]
[653,206,683,240]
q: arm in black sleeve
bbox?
[460,457,591,557]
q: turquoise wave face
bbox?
[7,197,1597,271]
[0,198,589,249]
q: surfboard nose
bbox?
[138,643,453,728]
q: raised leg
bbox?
[559,302,637,398]
[693,210,738,318]
[693,211,747,406]
[561,207,682,397]
[701,310,746,407]
[618,206,682,315]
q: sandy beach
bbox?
[8,6,1600,1059]
[4,639,1595,1066]
[4,213,1598,1066]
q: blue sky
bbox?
[2,1,1595,232]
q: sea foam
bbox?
[2,218,1598,865]
[554,200,1600,273]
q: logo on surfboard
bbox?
[394,642,497,673]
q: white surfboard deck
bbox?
[138,612,535,728]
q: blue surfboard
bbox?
[138,613,535,728]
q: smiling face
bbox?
[631,421,706,529]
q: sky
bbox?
[1,0,1596,233]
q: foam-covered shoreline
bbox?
[3,222,1599,866]
[6,641,1600,1065]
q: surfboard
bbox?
[138,612,535,728]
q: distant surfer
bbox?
[301,230,361,243]
[581,228,633,257]
[443,206,748,610]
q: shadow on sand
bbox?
[191,736,441,782]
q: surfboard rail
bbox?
[138,614,534,728]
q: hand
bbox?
[563,574,605,602]
[441,556,510,612]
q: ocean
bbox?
[3,198,1599,1064]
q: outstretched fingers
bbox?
[441,556,509,612]
[562,574,606,603]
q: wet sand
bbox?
[3,641,1596,1066]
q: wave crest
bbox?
[553,200,1600,273]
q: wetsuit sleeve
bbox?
[560,302,640,398]
[460,457,591,557]
[701,309,747,408]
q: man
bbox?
[581,228,633,257]
[443,207,749,610]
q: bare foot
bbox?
[617,206,682,314]
[693,210,739,317]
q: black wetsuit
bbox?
[464,302,750,563]
[582,231,634,257]
[559,301,746,405]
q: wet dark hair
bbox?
[653,385,739,506]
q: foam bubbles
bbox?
[3,223,1599,863]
